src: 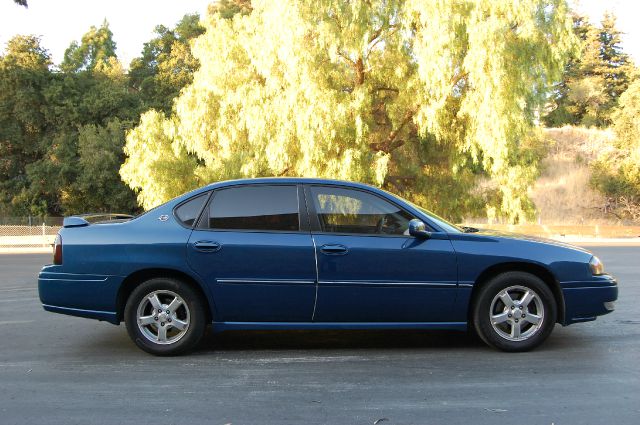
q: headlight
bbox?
[590,256,604,275]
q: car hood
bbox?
[467,228,593,254]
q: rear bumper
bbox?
[42,304,118,323]
[38,267,121,324]
[561,275,618,325]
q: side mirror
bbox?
[408,219,431,239]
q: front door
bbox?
[186,184,317,322]
[306,185,458,323]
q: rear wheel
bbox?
[472,272,557,352]
[124,278,207,356]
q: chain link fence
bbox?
[0,217,63,248]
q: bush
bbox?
[591,79,640,221]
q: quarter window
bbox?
[310,186,413,235]
[204,185,299,231]
[174,193,208,227]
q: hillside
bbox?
[529,126,617,224]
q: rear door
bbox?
[306,184,458,323]
[186,184,317,322]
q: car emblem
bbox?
[158,214,169,222]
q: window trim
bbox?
[195,183,306,234]
[304,184,438,238]
[172,191,213,230]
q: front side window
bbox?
[309,186,413,235]
[203,185,299,231]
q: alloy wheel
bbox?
[136,290,190,345]
[489,285,545,342]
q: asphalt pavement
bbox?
[0,246,638,425]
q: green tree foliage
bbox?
[209,0,253,19]
[122,0,575,222]
[123,111,200,209]
[0,26,141,216]
[62,119,140,214]
[129,14,205,113]
[592,80,640,220]
[599,14,635,105]
[0,13,211,217]
[27,58,141,215]
[545,12,636,127]
[30,54,140,215]
[0,36,51,215]
[61,21,117,73]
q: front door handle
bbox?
[193,240,221,252]
[320,244,348,255]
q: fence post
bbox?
[42,222,46,247]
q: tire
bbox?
[472,271,557,352]
[124,277,207,356]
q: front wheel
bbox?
[124,278,207,356]
[472,272,557,352]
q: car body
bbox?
[38,178,618,354]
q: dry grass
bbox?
[543,126,615,162]
[466,126,620,225]
[527,126,619,224]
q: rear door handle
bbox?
[320,244,348,255]
[193,240,221,252]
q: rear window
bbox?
[203,185,299,232]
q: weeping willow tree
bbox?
[121,0,575,222]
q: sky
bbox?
[0,0,211,67]
[0,0,639,68]
[572,0,640,61]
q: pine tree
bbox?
[598,13,635,111]
[545,12,636,127]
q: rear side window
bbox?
[309,186,413,235]
[174,193,208,227]
[204,185,299,231]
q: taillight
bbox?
[53,234,62,265]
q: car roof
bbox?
[165,178,387,210]
[206,177,379,191]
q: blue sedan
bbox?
[38,178,618,355]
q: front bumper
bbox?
[561,275,618,325]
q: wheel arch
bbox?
[468,262,565,325]
[116,268,213,323]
